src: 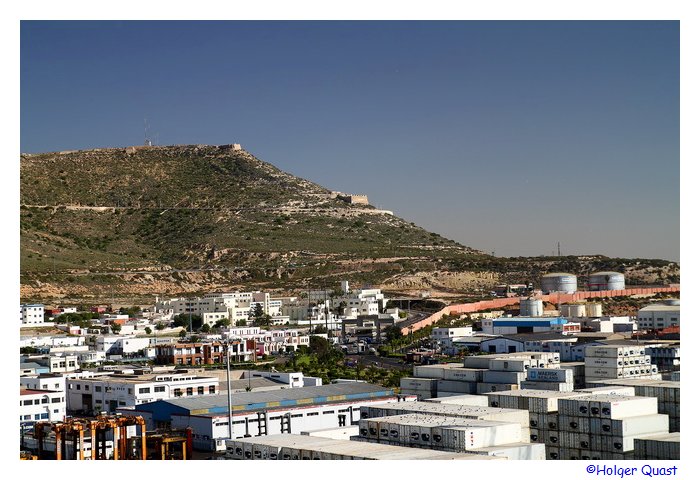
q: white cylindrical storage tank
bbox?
[561,304,586,318]
[541,273,577,294]
[588,271,625,291]
[586,303,603,317]
[520,297,543,317]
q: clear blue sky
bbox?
[20,21,679,261]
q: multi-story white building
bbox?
[20,374,67,393]
[21,353,81,373]
[637,301,680,330]
[20,304,45,325]
[66,371,220,413]
[20,388,66,426]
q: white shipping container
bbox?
[437,380,477,394]
[401,377,438,390]
[483,370,527,384]
[466,442,546,460]
[443,368,486,382]
[521,381,574,392]
[597,415,669,437]
[476,382,520,394]
[559,395,658,419]
[424,394,489,407]
[488,359,534,372]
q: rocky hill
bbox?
[20,144,679,304]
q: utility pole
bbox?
[225,341,233,440]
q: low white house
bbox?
[20,388,66,425]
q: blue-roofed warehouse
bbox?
[118,383,409,452]
[481,317,581,335]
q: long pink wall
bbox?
[400,286,680,335]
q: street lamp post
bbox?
[225,341,233,441]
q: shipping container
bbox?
[483,370,527,384]
[527,368,573,383]
[424,394,489,407]
[437,380,477,394]
[443,368,486,382]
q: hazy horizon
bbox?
[21,21,680,262]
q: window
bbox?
[119,401,126,406]
[308,412,319,416]
[128,388,133,394]
[41,413,49,419]
[95,386,102,392]
[41,398,49,404]
[34,399,40,405]
[52,398,60,403]
[24,415,31,420]
[154,386,165,393]
[23,400,32,406]
[139,388,150,394]
[186,388,193,396]
[34,414,41,420]
[174,389,182,397]
[53,409,59,413]
[197,387,204,395]
[209,386,216,394]
[76,384,81,390]
[84,385,90,391]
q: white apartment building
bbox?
[66,372,220,413]
[20,304,45,325]
[637,301,680,330]
[21,353,81,373]
[430,327,474,341]
[20,388,66,425]
[20,374,67,393]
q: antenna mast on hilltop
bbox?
[144,118,152,146]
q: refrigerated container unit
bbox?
[521,381,574,392]
[360,402,531,431]
[584,379,679,432]
[442,367,486,382]
[413,363,463,379]
[476,382,520,394]
[633,432,680,460]
[437,379,477,394]
[424,394,489,407]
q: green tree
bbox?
[178,329,187,339]
[144,327,152,335]
[110,322,122,334]
[173,313,203,331]
[336,301,347,316]
[155,322,165,331]
[200,323,211,333]
[252,303,265,322]
[215,318,232,328]
[384,324,403,343]
[235,319,248,327]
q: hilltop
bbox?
[20,144,679,303]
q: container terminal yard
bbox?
[19,276,681,460]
